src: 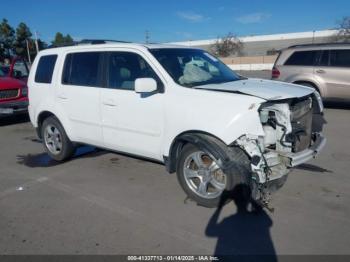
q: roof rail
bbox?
[47,42,78,48]
[47,39,132,49]
[288,42,350,49]
[79,39,132,45]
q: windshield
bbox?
[13,61,29,78]
[149,48,241,87]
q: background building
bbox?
[170,30,338,56]
[169,30,338,70]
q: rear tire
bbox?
[41,116,75,161]
[176,143,251,208]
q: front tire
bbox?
[41,116,75,161]
[176,143,251,208]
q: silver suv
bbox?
[272,43,350,100]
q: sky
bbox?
[1,0,349,43]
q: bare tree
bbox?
[210,33,243,57]
[266,48,279,56]
[333,16,350,42]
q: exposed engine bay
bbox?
[235,91,326,204]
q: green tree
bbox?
[37,39,48,50]
[65,34,73,43]
[0,18,15,60]
[52,32,64,46]
[14,22,32,58]
[51,32,74,47]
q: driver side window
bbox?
[107,52,163,91]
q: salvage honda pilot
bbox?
[28,41,326,207]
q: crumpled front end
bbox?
[235,91,326,203]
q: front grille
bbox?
[0,89,19,100]
[289,97,313,152]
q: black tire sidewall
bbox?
[41,117,75,161]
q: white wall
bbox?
[227,63,274,71]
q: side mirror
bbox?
[135,78,157,93]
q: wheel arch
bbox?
[292,80,324,97]
[36,111,69,140]
[164,130,231,174]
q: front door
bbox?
[100,51,164,159]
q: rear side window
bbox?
[284,51,316,66]
[330,49,350,67]
[35,55,57,83]
[62,52,102,87]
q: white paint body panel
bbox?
[101,87,164,159]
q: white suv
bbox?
[28,41,326,207]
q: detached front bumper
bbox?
[281,134,327,167]
[0,100,29,116]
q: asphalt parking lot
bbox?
[1,76,350,256]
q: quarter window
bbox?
[62,52,102,87]
[285,51,316,66]
[107,52,163,91]
[330,49,350,67]
[35,55,57,83]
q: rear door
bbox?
[314,49,350,99]
[281,50,317,81]
[56,51,103,145]
[100,50,164,159]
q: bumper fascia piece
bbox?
[0,100,29,116]
[281,134,326,167]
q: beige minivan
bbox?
[272,43,350,100]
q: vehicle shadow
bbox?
[205,185,277,261]
[296,163,333,173]
[0,114,29,126]
[16,146,106,168]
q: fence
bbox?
[220,55,278,71]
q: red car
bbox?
[0,57,29,117]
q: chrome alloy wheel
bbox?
[183,151,227,199]
[44,124,63,155]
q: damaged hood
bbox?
[194,78,315,101]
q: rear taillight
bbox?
[271,67,280,79]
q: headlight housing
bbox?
[21,86,28,96]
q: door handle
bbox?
[316,69,326,74]
[102,99,117,106]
